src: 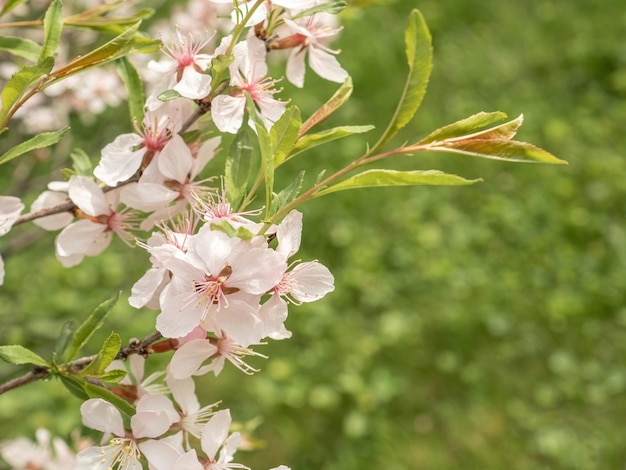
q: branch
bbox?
[0,331,165,395]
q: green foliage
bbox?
[40,0,63,60]
[313,169,481,197]
[0,345,48,367]
[65,293,120,363]
[0,1,624,469]
[115,57,145,125]
[0,127,69,165]
[0,36,41,62]
[371,9,432,152]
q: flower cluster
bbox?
[74,357,289,470]
[0,0,343,468]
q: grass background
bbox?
[1,0,626,469]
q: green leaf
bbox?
[83,382,136,419]
[0,36,42,62]
[417,111,509,144]
[128,35,161,55]
[40,0,63,60]
[210,220,254,240]
[47,22,141,83]
[225,125,254,208]
[271,106,301,168]
[0,127,70,165]
[0,57,55,125]
[270,170,305,217]
[292,0,347,19]
[53,320,77,364]
[292,125,375,158]
[300,77,353,135]
[0,345,48,367]
[372,9,432,152]
[98,369,128,384]
[59,375,90,400]
[246,95,274,217]
[80,332,121,377]
[66,292,120,361]
[432,138,567,164]
[0,0,28,16]
[64,8,155,33]
[314,169,481,197]
[69,148,93,176]
[116,57,145,124]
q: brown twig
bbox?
[0,331,164,395]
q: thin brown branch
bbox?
[0,331,165,396]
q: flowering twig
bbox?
[0,331,163,395]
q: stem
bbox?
[0,331,164,395]
[0,20,43,29]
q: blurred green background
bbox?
[1,0,626,469]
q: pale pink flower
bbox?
[76,396,180,469]
[0,196,23,236]
[169,332,266,378]
[212,36,286,134]
[148,30,213,103]
[0,428,74,470]
[137,409,246,470]
[30,183,73,231]
[272,210,334,303]
[55,176,138,267]
[94,112,174,187]
[156,226,286,339]
[0,196,24,285]
[107,355,168,399]
[129,215,201,309]
[200,410,246,470]
[279,14,348,88]
[74,399,143,470]
[166,374,218,440]
[121,135,220,230]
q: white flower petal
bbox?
[31,191,73,231]
[68,176,108,216]
[173,67,212,100]
[211,95,245,134]
[308,46,349,84]
[286,48,307,88]
[0,196,24,235]
[94,133,145,186]
[290,261,335,302]
[80,398,124,436]
[169,339,218,380]
[158,134,194,183]
[200,410,231,460]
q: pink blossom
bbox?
[55,176,138,267]
[212,36,286,134]
[156,226,286,339]
[272,210,335,303]
[120,135,220,230]
[76,396,180,469]
[94,112,174,187]
[148,30,213,104]
[30,184,73,231]
[169,333,267,378]
[278,14,348,88]
[0,195,23,285]
[0,428,74,470]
